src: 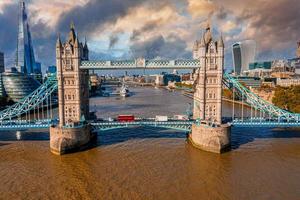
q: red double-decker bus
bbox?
[117,115,135,122]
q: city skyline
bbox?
[0,0,299,71]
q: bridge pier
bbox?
[189,124,231,153]
[50,124,96,155]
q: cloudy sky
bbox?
[0,0,299,72]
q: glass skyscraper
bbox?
[15,0,36,74]
[0,52,4,73]
[232,40,256,75]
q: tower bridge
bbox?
[0,23,300,155]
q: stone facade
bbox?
[190,23,231,154]
[189,124,231,153]
[193,24,224,124]
[50,125,96,155]
[56,24,89,126]
[50,24,94,155]
[277,78,300,87]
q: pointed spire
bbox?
[70,21,75,30]
[68,21,76,44]
[74,37,80,48]
[204,28,212,44]
[84,36,87,45]
[199,34,206,47]
[19,0,25,9]
[193,41,198,50]
[205,20,211,31]
[203,19,212,44]
[56,33,62,48]
[84,36,88,50]
[218,33,224,47]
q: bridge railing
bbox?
[80,59,200,70]
[223,73,300,122]
[0,75,58,121]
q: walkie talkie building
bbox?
[232,40,256,75]
[15,0,36,75]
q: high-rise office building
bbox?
[297,41,300,58]
[0,52,4,73]
[289,41,300,74]
[34,62,42,74]
[232,40,256,75]
[47,66,57,74]
[15,0,36,74]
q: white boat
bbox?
[120,84,130,97]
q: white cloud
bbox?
[221,20,237,32]
[0,0,14,13]
[28,0,89,27]
[187,0,216,18]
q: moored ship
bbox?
[120,84,130,97]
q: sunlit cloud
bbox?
[187,0,216,18]
[0,0,14,13]
[28,0,89,27]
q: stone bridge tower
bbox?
[50,24,95,155]
[189,23,231,154]
[56,24,89,127]
[193,24,224,124]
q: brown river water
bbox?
[0,87,300,200]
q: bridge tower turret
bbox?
[56,24,89,126]
[50,23,95,155]
[193,24,223,124]
[190,23,231,154]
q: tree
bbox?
[272,85,300,113]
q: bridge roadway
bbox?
[232,119,300,128]
[1,118,300,131]
[0,119,195,132]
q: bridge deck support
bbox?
[189,124,231,154]
[50,124,97,155]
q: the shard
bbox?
[15,0,36,74]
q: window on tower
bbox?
[65,59,73,70]
[210,58,216,70]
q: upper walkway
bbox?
[80,59,200,70]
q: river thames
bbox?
[0,87,300,199]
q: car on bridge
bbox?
[155,116,168,122]
[173,115,189,121]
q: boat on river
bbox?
[120,84,130,97]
